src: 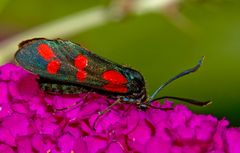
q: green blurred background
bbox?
[0,0,240,125]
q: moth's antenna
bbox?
[148,56,204,103]
[148,96,211,106]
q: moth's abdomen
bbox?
[39,81,88,94]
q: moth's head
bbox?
[122,68,145,93]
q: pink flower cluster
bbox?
[0,63,240,153]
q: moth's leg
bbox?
[54,92,93,112]
[93,99,121,130]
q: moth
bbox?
[15,38,211,125]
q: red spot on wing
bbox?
[76,70,87,81]
[37,44,55,60]
[103,84,128,93]
[102,70,128,93]
[102,70,127,84]
[47,60,60,74]
[74,54,88,69]
[74,54,88,81]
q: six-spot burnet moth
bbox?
[15,38,211,127]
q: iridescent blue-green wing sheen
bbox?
[16,39,97,94]
[15,38,143,94]
[15,38,78,83]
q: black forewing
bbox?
[15,38,131,94]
